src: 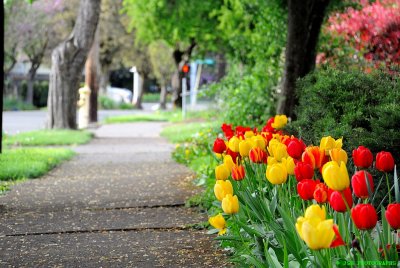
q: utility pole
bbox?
[1,1,5,154]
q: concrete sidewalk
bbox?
[0,122,229,267]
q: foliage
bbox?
[103,114,168,124]
[319,0,400,72]
[142,93,171,103]
[148,40,175,87]
[0,148,74,181]
[98,95,134,110]
[290,68,400,159]
[3,97,36,111]
[3,130,93,146]
[161,122,220,144]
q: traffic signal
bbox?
[182,64,190,74]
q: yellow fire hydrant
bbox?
[77,86,91,129]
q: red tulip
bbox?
[314,183,329,203]
[249,147,267,163]
[226,148,240,164]
[351,204,377,230]
[232,165,245,181]
[302,146,327,170]
[351,170,374,199]
[297,179,317,200]
[221,123,234,140]
[213,138,226,154]
[287,138,306,159]
[352,146,373,169]
[294,162,314,182]
[329,187,353,212]
[385,203,400,229]
[375,151,395,172]
[330,225,345,248]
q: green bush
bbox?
[98,95,133,110]
[3,97,36,111]
[290,68,400,158]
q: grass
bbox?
[0,148,75,181]
[3,130,93,146]
[103,109,218,124]
[161,121,220,143]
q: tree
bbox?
[122,0,221,107]
[85,28,100,123]
[148,40,175,109]
[277,0,331,119]
[47,0,101,129]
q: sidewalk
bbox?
[0,122,229,267]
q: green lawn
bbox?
[161,121,220,143]
[103,113,169,124]
[3,129,93,146]
[0,148,75,181]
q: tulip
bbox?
[215,164,230,180]
[251,135,266,150]
[331,225,346,248]
[351,170,374,199]
[226,148,240,164]
[314,183,329,203]
[268,142,288,161]
[214,180,233,201]
[221,123,234,140]
[271,114,288,129]
[223,155,235,171]
[244,130,255,139]
[352,146,373,169]
[305,204,326,220]
[228,136,240,152]
[329,148,348,165]
[232,165,245,181]
[301,217,335,250]
[287,138,306,159]
[213,138,226,154]
[297,179,317,200]
[385,203,400,230]
[322,161,350,191]
[267,156,278,165]
[266,162,288,185]
[294,162,314,182]
[302,146,327,170]
[375,151,395,172]
[249,147,267,163]
[282,157,295,175]
[320,136,342,155]
[208,213,227,235]
[221,194,239,214]
[329,187,353,212]
[351,204,377,230]
[239,140,252,157]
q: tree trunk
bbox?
[1,0,4,153]
[86,28,100,123]
[99,66,110,95]
[216,53,226,82]
[47,0,101,129]
[26,75,34,105]
[277,0,330,119]
[160,84,167,110]
[134,73,144,109]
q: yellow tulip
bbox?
[215,164,230,180]
[228,136,240,152]
[267,139,280,156]
[251,135,266,150]
[215,153,222,159]
[270,143,288,161]
[244,130,255,139]
[329,148,348,164]
[221,194,239,214]
[301,218,335,250]
[320,136,342,155]
[223,155,235,171]
[267,156,278,165]
[214,180,233,201]
[266,162,288,185]
[282,156,295,175]
[208,213,227,235]
[271,115,288,129]
[322,161,350,191]
[239,140,252,157]
[304,204,326,220]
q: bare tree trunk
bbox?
[216,53,226,82]
[99,66,110,95]
[1,0,4,153]
[47,0,101,129]
[277,0,330,119]
[160,84,167,109]
[86,28,100,123]
[134,73,144,109]
[26,75,35,105]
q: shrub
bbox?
[290,68,400,159]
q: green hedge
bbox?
[289,68,400,159]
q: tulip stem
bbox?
[386,173,392,204]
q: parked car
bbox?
[106,87,132,104]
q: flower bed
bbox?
[208,115,399,267]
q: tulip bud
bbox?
[297,179,317,200]
[213,138,226,154]
[221,194,239,214]
[214,180,233,201]
[375,151,395,172]
[215,164,230,180]
[302,146,327,170]
[249,147,267,163]
[314,183,329,203]
[208,213,227,235]
[239,140,252,157]
[351,170,374,199]
[322,161,350,191]
[271,115,288,129]
[228,136,240,152]
[352,146,373,169]
[266,163,288,185]
[287,138,306,159]
[232,165,245,181]
[223,155,235,171]
[351,204,377,230]
[329,148,348,165]
[385,203,400,230]
[294,162,314,182]
[329,187,353,212]
[283,156,295,175]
